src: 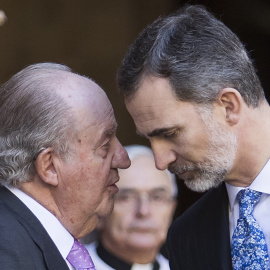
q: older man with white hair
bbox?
[86,145,177,270]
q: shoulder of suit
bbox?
[170,183,227,231]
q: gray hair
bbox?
[0,62,78,187]
[124,144,178,198]
[117,5,265,107]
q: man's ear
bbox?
[34,147,59,186]
[217,88,243,125]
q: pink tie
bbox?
[67,240,96,270]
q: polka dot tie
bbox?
[231,189,270,270]
[67,240,96,270]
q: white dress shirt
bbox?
[7,186,75,269]
[226,159,270,258]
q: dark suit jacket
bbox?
[167,183,233,270]
[0,186,69,269]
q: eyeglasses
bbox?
[114,189,174,207]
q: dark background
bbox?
[0,0,269,218]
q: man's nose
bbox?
[135,193,151,217]
[112,138,131,169]
[151,141,177,170]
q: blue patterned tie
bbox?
[231,189,270,269]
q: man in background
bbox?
[86,145,177,270]
[117,5,270,270]
[0,63,130,269]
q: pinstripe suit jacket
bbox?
[167,183,233,270]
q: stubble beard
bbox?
[171,107,238,193]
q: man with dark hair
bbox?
[117,5,270,270]
[0,62,130,269]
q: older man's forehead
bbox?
[55,72,106,104]
[91,103,117,128]
[93,110,117,137]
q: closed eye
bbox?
[162,130,179,139]
[146,127,182,139]
[103,140,111,149]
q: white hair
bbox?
[124,144,178,197]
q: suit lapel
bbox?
[0,187,69,270]
[199,183,232,269]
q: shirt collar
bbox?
[6,186,74,260]
[226,158,270,210]
[131,264,153,270]
[96,241,159,270]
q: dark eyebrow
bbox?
[148,128,172,138]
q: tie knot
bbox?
[67,240,95,270]
[237,188,262,218]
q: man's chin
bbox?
[128,237,159,250]
[98,198,115,218]
[183,177,223,193]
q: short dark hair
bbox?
[117,5,264,107]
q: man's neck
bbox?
[225,101,270,187]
